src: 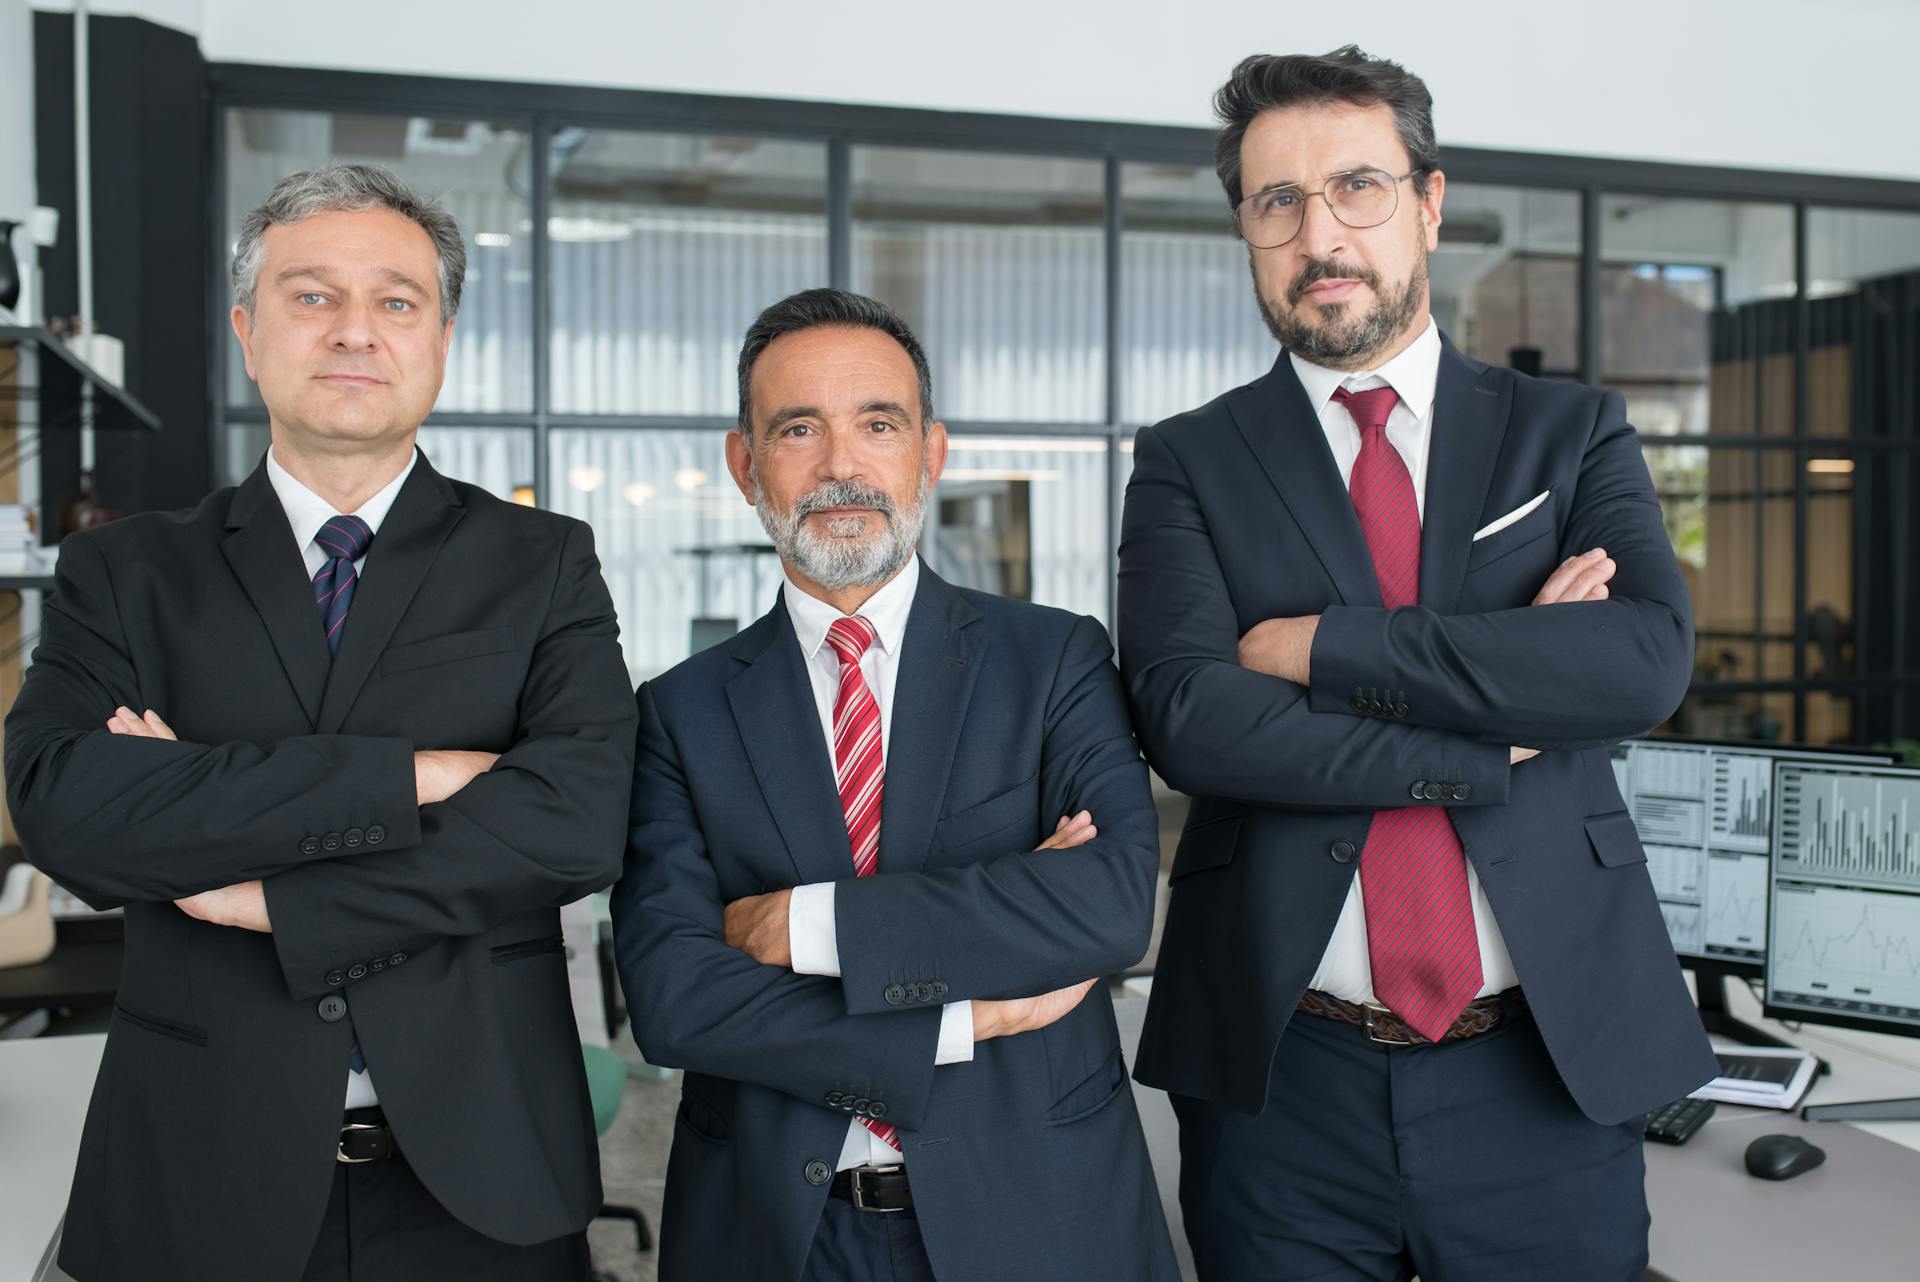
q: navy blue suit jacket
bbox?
[1119,339,1717,1126]
[613,564,1179,1281]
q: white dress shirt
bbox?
[1288,319,1520,1004]
[265,444,419,1108]
[780,557,975,1171]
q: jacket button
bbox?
[884,984,906,1006]
[299,836,320,855]
[1392,702,1409,718]
[366,825,387,846]
[1452,783,1472,801]
[1349,695,1369,714]
[389,952,407,966]
[825,1090,844,1107]
[324,970,345,987]
[931,981,949,998]
[852,1097,870,1116]
[1330,841,1355,864]
[868,1101,888,1119]
[344,828,365,848]
[1410,780,1428,800]
[317,994,348,1023]
[347,963,368,980]
[368,958,386,972]
[322,832,342,851]
[805,1160,832,1186]
[1425,782,1445,801]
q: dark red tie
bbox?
[826,616,901,1150]
[1335,385,1483,1042]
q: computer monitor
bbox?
[1765,759,1920,1122]
[1613,737,1892,1046]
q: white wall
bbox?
[176,0,1920,183]
[1,0,37,296]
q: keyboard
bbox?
[1644,1096,1716,1144]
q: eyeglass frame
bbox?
[1231,168,1424,250]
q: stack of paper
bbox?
[0,506,36,574]
[1689,1046,1820,1110]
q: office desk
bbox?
[1115,985,1920,1282]
[0,1034,102,1282]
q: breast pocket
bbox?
[379,625,517,676]
[933,774,1040,858]
[1464,490,1559,576]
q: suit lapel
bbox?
[876,566,982,876]
[1420,339,1513,615]
[315,457,466,734]
[220,463,331,730]
[1227,353,1382,609]
[726,598,862,889]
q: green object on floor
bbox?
[582,1042,627,1137]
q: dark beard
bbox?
[1256,243,1429,369]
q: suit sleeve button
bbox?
[884,984,906,1006]
[322,832,342,851]
[390,952,407,965]
[1410,780,1428,800]
[347,964,368,980]
[366,825,387,846]
[1392,702,1409,718]
[299,836,320,855]
[1349,695,1369,713]
[868,1101,887,1119]
[324,970,345,987]
[1452,783,1472,801]
[343,828,365,848]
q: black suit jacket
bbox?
[613,566,1179,1282]
[5,453,636,1282]
[1119,339,1718,1125]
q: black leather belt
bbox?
[337,1107,398,1164]
[1296,988,1527,1046]
[828,1164,914,1213]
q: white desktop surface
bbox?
[0,1034,103,1282]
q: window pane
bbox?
[221,424,534,503]
[1643,443,1768,688]
[1118,162,1272,424]
[853,148,1105,423]
[1432,185,1581,377]
[1600,197,1795,436]
[224,110,534,414]
[924,435,1111,625]
[548,132,828,416]
[1808,209,1920,438]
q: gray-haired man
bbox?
[5,164,634,1281]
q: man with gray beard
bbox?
[1120,47,1710,1281]
[613,288,1178,1282]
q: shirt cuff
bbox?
[935,1001,975,1065]
[787,881,841,977]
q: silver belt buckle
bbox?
[337,1121,381,1164]
[1361,1001,1417,1046]
[851,1163,907,1213]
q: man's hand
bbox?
[724,888,793,968]
[1510,747,1540,765]
[1238,615,1321,684]
[1036,810,1098,851]
[107,706,177,740]
[175,879,271,932]
[415,750,500,806]
[1532,548,1615,606]
[972,978,1098,1042]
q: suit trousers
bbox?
[299,1150,590,1282]
[801,1192,938,1282]
[1170,1005,1649,1282]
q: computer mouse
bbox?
[1743,1133,1826,1180]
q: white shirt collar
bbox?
[783,556,921,662]
[1289,316,1441,421]
[265,446,419,553]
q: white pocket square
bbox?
[1472,490,1550,542]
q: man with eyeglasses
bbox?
[1119,46,1715,1281]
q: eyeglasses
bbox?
[1233,168,1419,249]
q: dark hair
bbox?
[1212,45,1438,208]
[736,288,935,431]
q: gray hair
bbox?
[230,163,467,321]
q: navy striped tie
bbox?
[312,514,373,658]
[313,513,373,1073]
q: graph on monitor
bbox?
[1769,761,1920,1034]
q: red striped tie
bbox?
[1336,385,1483,1043]
[826,616,901,1149]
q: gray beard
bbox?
[754,472,928,592]
[1257,247,1429,370]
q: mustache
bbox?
[791,479,898,522]
[1289,257,1380,305]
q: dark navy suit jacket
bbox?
[1119,338,1718,1126]
[613,564,1179,1281]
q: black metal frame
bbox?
[205,63,1920,736]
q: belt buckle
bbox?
[337,1121,381,1164]
[851,1163,906,1214]
[1361,1002,1417,1046]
